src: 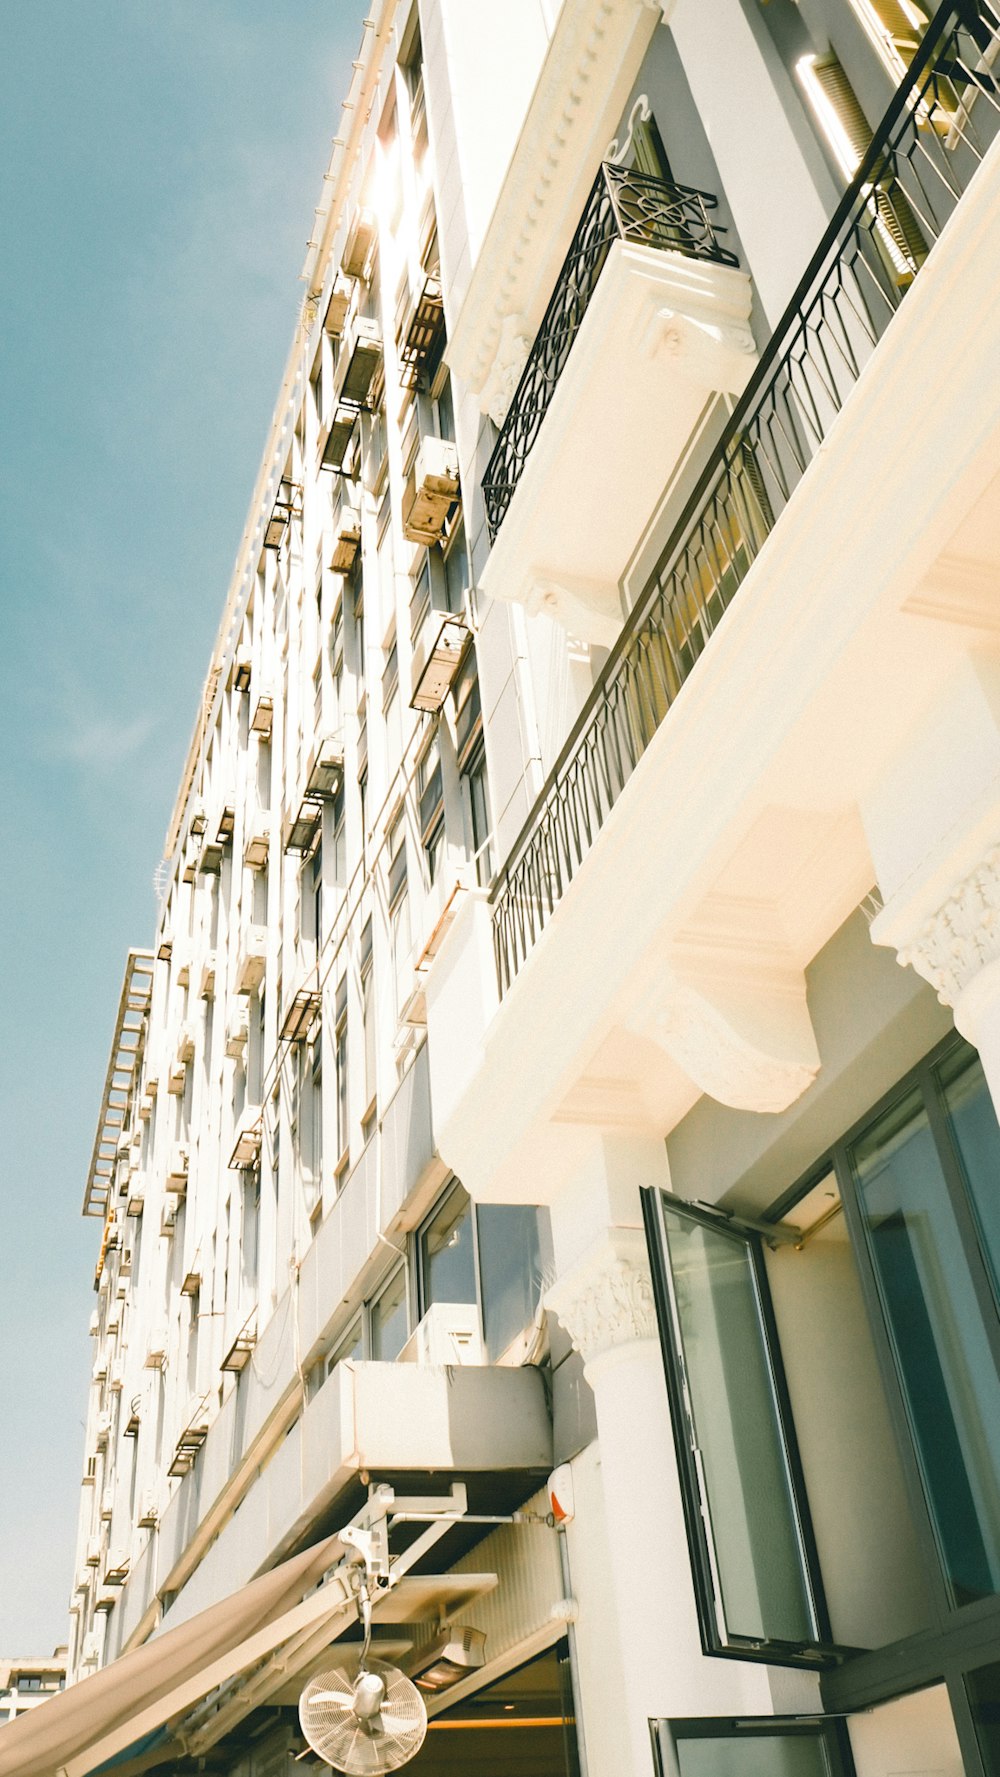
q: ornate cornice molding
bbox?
[447,0,669,406]
[892,843,1000,1006]
[546,1226,658,1369]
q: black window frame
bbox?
[647,1029,1000,1776]
[642,1188,841,1669]
[651,1714,857,1777]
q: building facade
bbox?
[12,1,1000,1775]
[0,1654,66,1728]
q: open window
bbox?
[641,1190,840,1667]
[652,1715,856,1777]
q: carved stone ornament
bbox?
[546,1227,658,1369]
[894,844,1000,1006]
[482,313,533,428]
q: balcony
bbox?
[489,2,1000,994]
[425,2,1000,1201]
[479,162,752,644]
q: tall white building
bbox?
[6,2,1000,1775]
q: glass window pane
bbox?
[478,1205,543,1359]
[967,1658,1000,1775]
[851,1087,1000,1607]
[421,1190,476,1308]
[370,1269,408,1361]
[939,1044,1000,1307]
[674,1732,836,1777]
[660,1204,820,1647]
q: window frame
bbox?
[651,1714,857,1777]
[641,1188,839,1669]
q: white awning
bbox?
[0,1533,351,1777]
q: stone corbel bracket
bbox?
[628,950,821,1115]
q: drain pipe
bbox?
[557,1528,590,1777]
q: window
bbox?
[443,520,468,615]
[646,1033,1000,1751]
[369,1266,409,1361]
[420,1186,476,1311]
[326,1317,364,1378]
[417,1184,545,1361]
[418,738,444,885]
[335,976,349,1176]
[360,916,376,1129]
[643,1191,831,1665]
[455,673,492,884]
[388,815,411,1014]
[652,1716,855,1777]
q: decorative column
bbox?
[875,845,1000,1109]
[547,1220,770,1777]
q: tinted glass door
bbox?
[652,1717,855,1777]
[845,1062,1000,1609]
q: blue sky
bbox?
[0,0,368,1652]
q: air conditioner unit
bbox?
[106,1306,120,1335]
[232,648,253,693]
[336,315,383,408]
[137,1091,154,1124]
[176,956,190,988]
[104,1550,130,1586]
[99,1489,114,1524]
[124,1396,141,1438]
[82,1629,104,1665]
[341,206,375,280]
[166,1062,186,1097]
[399,1302,483,1367]
[160,1198,178,1238]
[250,688,274,736]
[92,1354,108,1383]
[94,1588,117,1615]
[220,1311,258,1373]
[225,1006,250,1059]
[304,733,344,799]
[176,1019,196,1061]
[199,955,216,1001]
[166,1146,189,1195]
[229,1106,263,1170]
[243,811,271,870]
[215,803,236,844]
[401,437,460,544]
[137,1491,159,1529]
[189,800,208,838]
[323,274,352,336]
[410,614,469,713]
[117,1248,132,1280]
[126,1176,146,1218]
[145,1328,169,1368]
[95,1411,113,1448]
[85,1536,102,1568]
[318,404,359,474]
[180,1256,202,1297]
[330,508,361,572]
[146,1074,159,1100]
[109,1355,125,1391]
[198,836,224,876]
[236,925,268,993]
[157,935,173,963]
[168,1394,211,1477]
[88,1309,100,1336]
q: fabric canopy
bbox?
[0,1533,349,1777]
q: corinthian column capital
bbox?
[546,1226,657,1371]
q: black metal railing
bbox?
[482,163,738,541]
[490,0,1000,996]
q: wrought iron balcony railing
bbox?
[490,0,1000,997]
[481,163,738,542]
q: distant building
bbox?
[0,1653,66,1725]
[8,2,1000,1776]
